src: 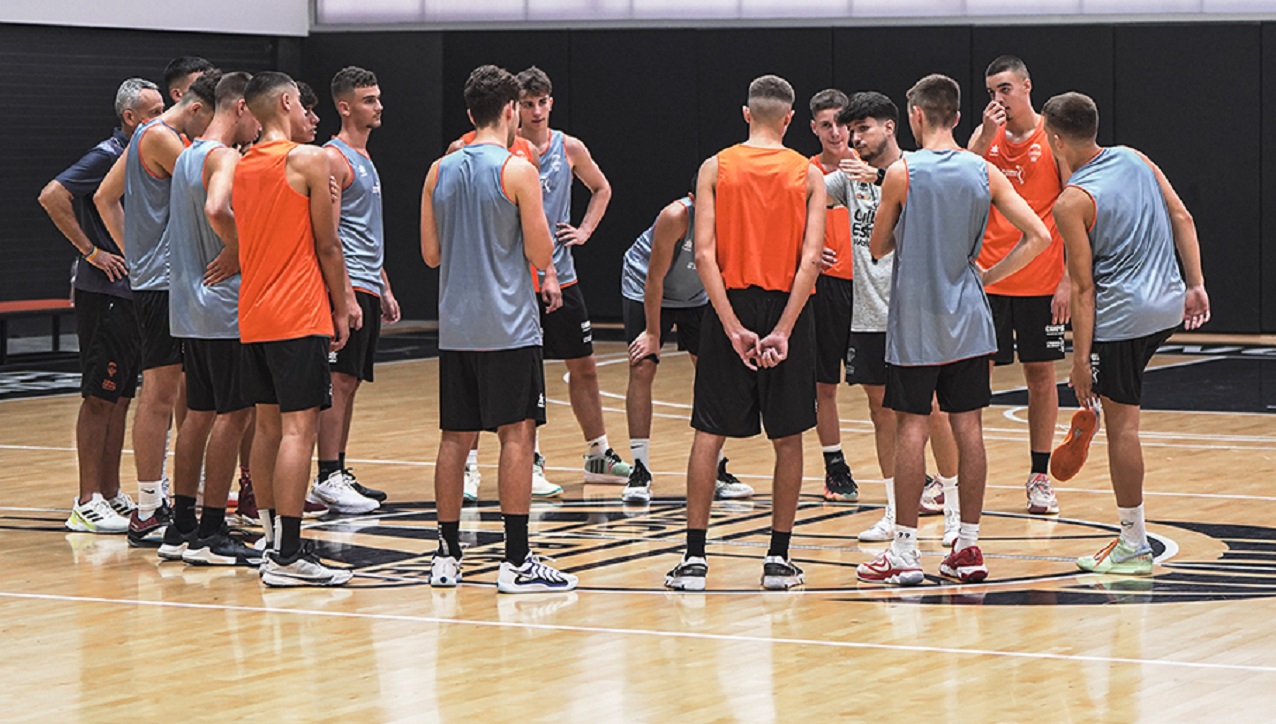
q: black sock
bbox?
[687,528,707,559]
[438,520,462,558]
[174,494,198,533]
[1031,451,1050,475]
[823,450,848,474]
[768,530,792,559]
[338,452,347,470]
[503,514,530,565]
[278,516,302,558]
[198,506,225,538]
[318,459,341,480]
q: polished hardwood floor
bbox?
[2,338,1275,721]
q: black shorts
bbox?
[989,294,1066,366]
[622,298,707,361]
[845,331,887,387]
[133,289,183,370]
[540,283,593,361]
[330,290,380,382]
[884,355,991,415]
[74,289,139,402]
[691,287,817,440]
[1091,327,1175,407]
[439,346,547,431]
[184,338,251,414]
[242,336,332,413]
[813,275,854,384]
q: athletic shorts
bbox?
[242,336,332,413]
[134,290,183,370]
[813,275,854,384]
[439,346,546,431]
[691,287,817,440]
[539,283,593,361]
[184,338,251,414]
[622,298,707,361]
[989,294,1066,366]
[845,331,887,387]
[74,289,139,402]
[330,290,380,382]
[884,355,991,415]
[1091,327,1175,407]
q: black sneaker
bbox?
[128,500,172,548]
[823,465,859,502]
[622,460,653,504]
[157,521,199,561]
[344,468,387,502]
[761,556,805,590]
[714,458,755,500]
[182,527,264,567]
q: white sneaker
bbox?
[714,465,754,500]
[260,545,353,587]
[65,493,129,534]
[919,475,944,515]
[665,555,708,591]
[532,453,563,498]
[1026,472,1060,515]
[105,490,137,516]
[857,506,895,542]
[943,506,960,548]
[313,470,379,514]
[431,553,462,587]
[463,464,481,502]
[497,552,578,593]
[761,555,805,590]
[856,547,925,586]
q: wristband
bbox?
[85,247,100,262]
[875,168,886,186]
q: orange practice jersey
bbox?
[459,130,537,164]
[977,117,1065,295]
[233,139,335,343]
[715,145,809,293]
[810,155,853,280]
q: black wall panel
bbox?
[441,30,571,145]
[1263,23,1276,332]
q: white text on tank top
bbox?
[537,130,576,285]
[825,171,890,332]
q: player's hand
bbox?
[727,326,762,371]
[88,249,128,282]
[838,155,878,184]
[330,313,349,352]
[1051,276,1072,325]
[556,222,591,247]
[380,290,401,324]
[329,175,340,203]
[1069,357,1098,411]
[758,332,789,368]
[1183,285,1211,330]
[347,292,364,331]
[629,331,660,365]
[541,276,563,313]
[203,248,239,286]
[820,246,837,271]
[982,101,1007,131]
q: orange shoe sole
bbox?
[1051,408,1099,481]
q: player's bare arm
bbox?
[694,156,758,370]
[560,134,611,247]
[967,100,1007,156]
[290,144,352,351]
[630,201,688,366]
[1053,187,1098,409]
[507,157,554,271]
[759,164,826,368]
[419,160,442,268]
[141,124,186,178]
[93,154,128,253]
[982,165,1051,287]
[868,161,907,261]
[325,146,362,331]
[202,146,241,285]
[39,179,127,282]
[1136,150,1210,329]
[379,269,401,324]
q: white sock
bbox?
[586,435,608,459]
[884,476,895,509]
[1118,504,1147,547]
[273,516,284,553]
[892,525,917,555]
[138,480,163,517]
[940,474,959,514]
[956,522,980,552]
[630,438,650,468]
[259,510,275,547]
[466,449,478,468]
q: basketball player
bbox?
[516,66,632,488]
[159,71,261,565]
[968,56,1068,515]
[824,92,962,547]
[39,78,163,534]
[1044,92,1209,575]
[856,74,1050,586]
[665,75,825,592]
[312,66,401,513]
[298,81,321,143]
[164,56,213,105]
[94,71,217,546]
[807,88,859,502]
[618,178,753,504]
[235,71,355,586]
[421,64,577,593]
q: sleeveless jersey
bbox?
[537,130,576,286]
[167,139,239,339]
[620,198,705,308]
[886,150,995,366]
[459,130,537,164]
[1067,147,1185,342]
[810,155,854,280]
[124,118,185,291]
[977,116,1065,296]
[715,144,809,293]
[325,137,384,295]
[433,143,541,351]
[233,140,334,343]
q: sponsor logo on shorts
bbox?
[329,351,339,364]
[537,393,545,410]
[581,321,592,345]
[106,361,117,377]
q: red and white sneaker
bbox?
[918,475,944,515]
[939,543,989,583]
[857,548,924,586]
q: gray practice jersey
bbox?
[325,137,384,295]
[538,130,576,286]
[886,150,995,366]
[1067,146,1185,342]
[619,197,706,308]
[825,170,891,332]
[123,118,182,291]
[167,139,239,339]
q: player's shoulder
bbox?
[286,142,328,169]
[660,198,691,221]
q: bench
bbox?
[0,299,75,364]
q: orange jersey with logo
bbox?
[233,139,335,343]
[459,130,537,164]
[810,155,853,280]
[715,145,809,293]
[977,117,1065,296]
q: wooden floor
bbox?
[3,339,1276,721]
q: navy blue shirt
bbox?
[56,129,131,299]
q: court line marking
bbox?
[0,589,1268,674]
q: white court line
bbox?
[0,589,1268,674]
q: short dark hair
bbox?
[164,56,214,92]
[331,66,378,102]
[986,55,1030,79]
[214,71,252,109]
[517,66,552,97]
[838,91,899,127]
[465,65,519,129]
[183,68,221,108]
[809,88,849,116]
[297,81,318,110]
[244,71,297,116]
[1042,92,1099,142]
[906,74,960,128]
[747,74,795,123]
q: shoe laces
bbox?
[628,461,652,486]
[1027,474,1054,498]
[604,448,622,465]
[522,553,569,582]
[343,467,359,482]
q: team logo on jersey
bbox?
[1001,165,1026,185]
[1029,143,1043,163]
[989,144,1000,156]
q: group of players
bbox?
[44,52,1209,592]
